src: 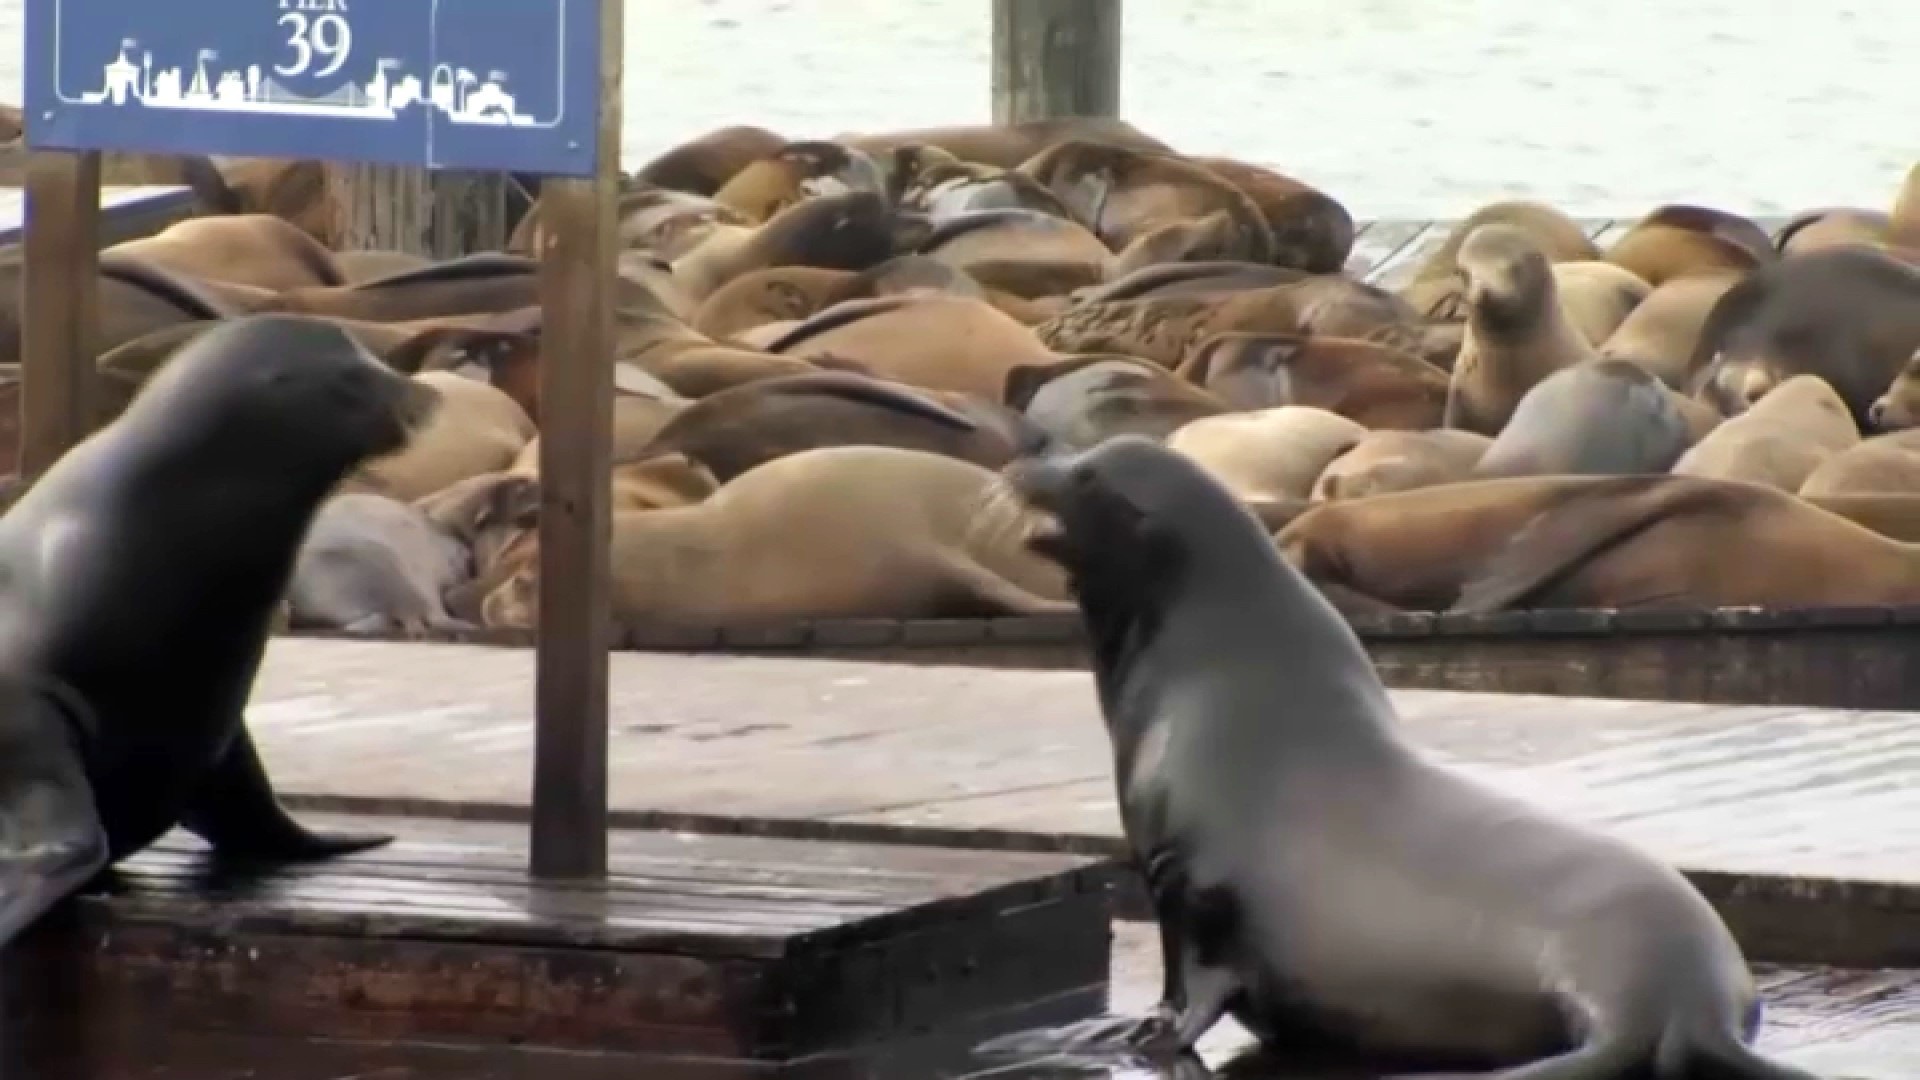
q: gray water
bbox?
[3,0,1915,219]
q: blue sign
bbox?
[24,0,604,176]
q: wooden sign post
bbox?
[24,0,619,881]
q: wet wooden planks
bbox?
[250,640,1918,966]
[2,813,1118,1076]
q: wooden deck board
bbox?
[250,640,1920,893]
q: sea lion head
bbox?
[1869,348,1920,431]
[126,314,440,483]
[749,191,904,273]
[1457,223,1556,338]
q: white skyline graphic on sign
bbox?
[81,39,538,126]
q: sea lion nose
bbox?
[1870,398,1890,429]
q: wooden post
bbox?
[325,165,508,257]
[529,0,620,882]
[990,0,1123,124]
[19,150,102,479]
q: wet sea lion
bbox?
[1455,473,1920,614]
[634,124,789,195]
[1189,157,1356,274]
[352,372,536,501]
[1798,428,1920,496]
[1446,224,1600,434]
[1016,140,1275,265]
[478,446,1072,627]
[1007,355,1229,450]
[103,213,347,292]
[1598,273,1741,389]
[1399,200,1600,319]
[1602,205,1776,287]
[1166,406,1367,504]
[638,370,1029,482]
[1689,245,1920,425]
[1472,360,1694,479]
[997,436,1813,1078]
[0,314,433,947]
[1311,428,1492,501]
[766,293,1058,399]
[711,140,887,223]
[286,492,474,638]
[1673,374,1859,491]
[1177,332,1449,429]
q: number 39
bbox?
[275,12,353,78]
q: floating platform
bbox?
[2,813,1118,1079]
[253,639,1918,970]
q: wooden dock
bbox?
[1338,213,1756,289]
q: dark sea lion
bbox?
[1455,473,1920,614]
[916,209,1111,299]
[287,492,474,637]
[1672,374,1858,492]
[633,124,788,195]
[1016,140,1275,265]
[711,139,887,223]
[0,314,434,946]
[1598,272,1742,389]
[1312,428,1492,501]
[1472,360,1694,478]
[637,370,1029,482]
[670,191,907,303]
[1178,332,1449,429]
[1798,427,1920,496]
[1399,200,1601,320]
[998,436,1813,1078]
[260,254,543,324]
[835,118,1172,170]
[1189,156,1356,273]
[1446,223,1600,434]
[1602,205,1776,286]
[1690,245,1920,425]
[1006,354,1229,450]
[104,212,347,292]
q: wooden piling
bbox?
[19,150,102,480]
[324,165,508,257]
[990,0,1123,124]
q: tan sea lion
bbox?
[1166,406,1369,504]
[835,118,1172,170]
[711,140,887,223]
[1551,260,1652,345]
[352,372,537,501]
[764,293,1059,399]
[1598,273,1742,389]
[1399,200,1600,320]
[1311,429,1492,501]
[260,253,543,323]
[478,446,1074,627]
[615,287,828,398]
[103,213,347,293]
[1177,332,1449,429]
[916,209,1113,299]
[609,453,722,511]
[1015,140,1275,264]
[692,266,864,342]
[1189,156,1356,274]
[1005,354,1229,449]
[669,191,907,304]
[1445,224,1599,434]
[1601,205,1775,287]
[1775,208,1891,258]
[1471,360,1695,479]
[334,250,434,285]
[633,124,788,195]
[1033,285,1306,368]
[510,392,690,476]
[1800,492,1920,542]
[1453,473,1920,612]
[638,370,1038,482]
[1799,427,1920,496]
[1689,246,1920,425]
[1672,374,1859,491]
[1868,347,1920,430]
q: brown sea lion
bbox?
[1689,246,1920,425]
[614,292,825,399]
[669,191,908,303]
[1868,347,1920,431]
[1775,208,1891,258]
[478,446,1074,627]
[608,453,722,512]
[1598,273,1742,389]
[692,266,864,342]
[1189,156,1356,273]
[1471,360,1695,479]
[1311,429,1492,501]
[835,118,1172,170]
[711,140,887,223]
[260,254,543,323]
[1015,140,1274,264]
[1177,332,1449,429]
[1168,406,1368,504]
[1006,354,1229,449]
[1551,261,1652,346]
[1399,200,1601,320]
[915,209,1111,299]
[1453,473,1920,612]
[633,124,788,195]
[1445,224,1599,434]
[103,213,346,293]
[1800,492,1920,542]
[1602,205,1775,287]
[1672,374,1859,491]
[1070,260,1304,304]
[897,158,1074,223]
[637,370,1035,481]
[352,372,537,501]
[213,158,337,246]
[510,392,690,476]
[1033,285,1305,368]
[764,293,1059,399]
[1799,427,1920,496]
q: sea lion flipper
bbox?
[0,686,109,946]
[181,729,394,862]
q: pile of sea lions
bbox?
[7,109,1917,629]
